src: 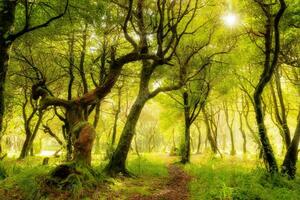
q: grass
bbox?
[0,153,299,200]
[127,154,170,177]
[101,154,171,199]
[185,154,300,200]
[0,154,171,200]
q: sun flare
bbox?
[222,13,238,27]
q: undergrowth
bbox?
[185,155,300,200]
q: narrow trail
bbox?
[130,164,191,200]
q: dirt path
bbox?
[130,164,191,200]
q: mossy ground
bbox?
[0,154,299,200]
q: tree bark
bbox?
[105,59,155,175]
[181,91,191,164]
[252,0,286,174]
[195,123,201,154]
[0,1,17,134]
[270,72,291,151]
[281,109,300,178]
[105,94,147,175]
[65,105,95,165]
[238,111,247,154]
[203,108,218,154]
[111,87,122,146]
[19,112,43,159]
[224,104,236,156]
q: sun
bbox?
[222,13,238,27]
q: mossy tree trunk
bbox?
[252,0,286,174]
[181,91,191,164]
[66,105,95,165]
[281,108,300,178]
[105,74,149,175]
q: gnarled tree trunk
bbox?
[66,105,95,165]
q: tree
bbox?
[252,0,286,174]
[105,0,206,175]
[180,76,210,163]
[31,0,174,168]
[0,0,68,136]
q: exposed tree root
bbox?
[40,163,100,199]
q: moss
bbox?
[72,121,90,138]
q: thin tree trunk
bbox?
[195,123,201,154]
[93,103,101,154]
[111,87,122,146]
[281,109,300,178]
[19,112,43,159]
[181,91,191,164]
[224,104,236,156]
[275,71,291,147]
[203,108,217,154]
[19,132,31,159]
[238,112,247,154]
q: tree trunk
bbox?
[19,131,31,159]
[19,112,43,159]
[224,104,236,156]
[111,87,122,146]
[63,124,73,161]
[72,123,95,165]
[105,61,154,175]
[281,109,300,179]
[203,108,217,154]
[66,106,95,166]
[195,123,201,154]
[252,0,286,174]
[105,95,147,175]
[238,112,247,154]
[275,71,291,147]
[181,91,190,164]
[0,1,16,134]
[0,44,10,135]
[254,91,278,173]
[270,73,291,151]
[93,103,101,154]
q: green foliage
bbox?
[0,165,50,200]
[0,162,8,180]
[127,154,169,177]
[186,157,300,200]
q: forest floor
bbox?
[128,164,191,200]
[0,154,300,200]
